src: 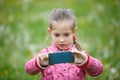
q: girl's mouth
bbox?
[59,44,66,46]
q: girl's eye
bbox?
[64,33,69,37]
[54,34,59,37]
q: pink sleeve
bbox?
[25,48,48,75]
[25,55,42,75]
[77,51,103,76]
[83,56,103,76]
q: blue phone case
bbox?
[49,51,74,65]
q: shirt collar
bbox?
[51,43,75,51]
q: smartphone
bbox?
[49,51,74,65]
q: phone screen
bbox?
[49,51,74,65]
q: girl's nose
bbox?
[59,38,64,42]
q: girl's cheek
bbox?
[53,39,58,43]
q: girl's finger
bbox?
[39,56,43,64]
[44,53,49,61]
[38,54,46,64]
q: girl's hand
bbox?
[71,48,85,64]
[38,53,49,66]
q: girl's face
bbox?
[48,21,77,50]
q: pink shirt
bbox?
[25,44,103,80]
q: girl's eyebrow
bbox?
[64,32,70,34]
[64,31,71,33]
[52,31,59,34]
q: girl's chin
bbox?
[59,48,66,50]
[56,44,72,50]
[57,46,67,50]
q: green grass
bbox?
[0,0,120,80]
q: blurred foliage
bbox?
[0,0,120,80]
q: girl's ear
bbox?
[75,27,78,33]
[73,27,77,36]
[48,28,52,35]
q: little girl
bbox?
[25,8,103,80]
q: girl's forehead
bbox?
[51,20,74,30]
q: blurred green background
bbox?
[0,0,120,80]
